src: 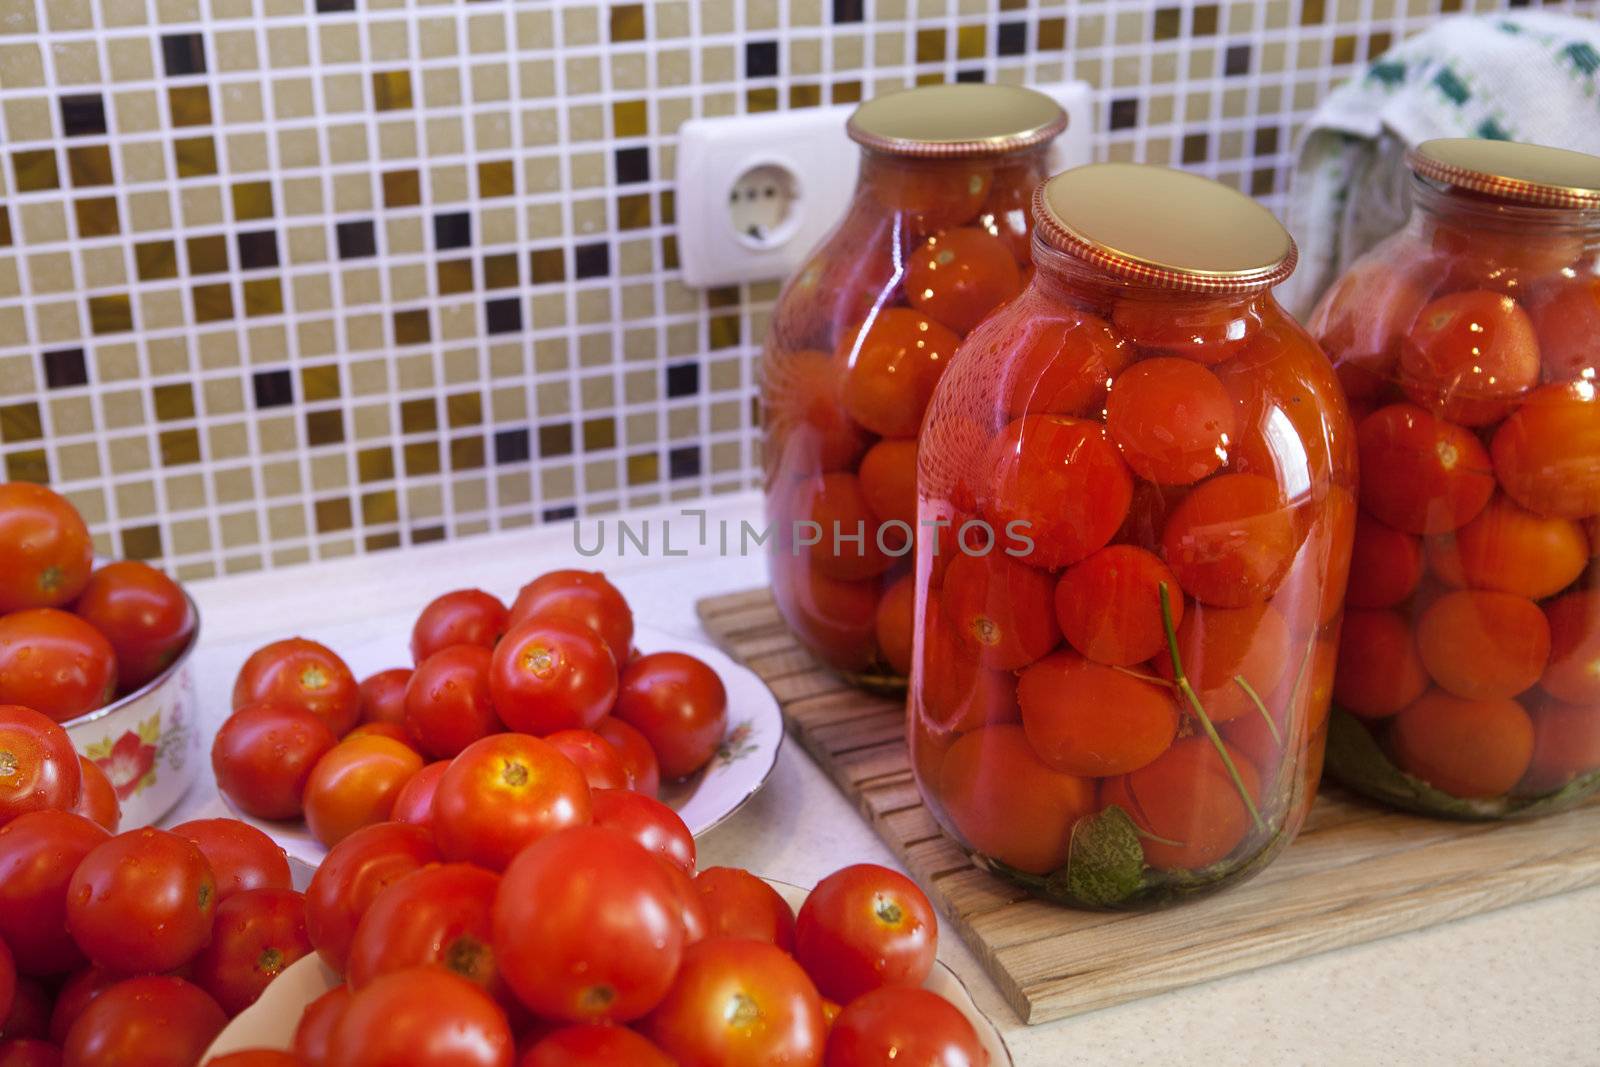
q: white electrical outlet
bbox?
[674,81,1095,289]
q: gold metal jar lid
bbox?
[847,84,1067,158]
[1408,138,1600,210]
[1032,163,1297,294]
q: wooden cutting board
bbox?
[697,587,1600,1025]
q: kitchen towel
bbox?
[1281,12,1600,318]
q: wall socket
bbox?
[674,81,1095,289]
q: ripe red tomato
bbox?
[410,588,509,665]
[1528,274,1600,382]
[303,736,424,848]
[346,863,506,1004]
[403,645,501,759]
[212,701,337,821]
[1310,251,1436,402]
[1152,600,1291,723]
[432,733,592,871]
[60,976,225,1067]
[0,811,109,974]
[520,1024,674,1067]
[489,618,617,735]
[593,716,661,798]
[0,611,117,722]
[693,868,797,952]
[343,721,411,745]
[1333,609,1430,719]
[1449,494,1586,600]
[1160,473,1300,607]
[69,756,118,834]
[937,724,1096,875]
[1400,290,1540,426]
[356,668,411,727]
[544,730,629,791]
[981,415,1132,570]
[65,827,218,974]
[192,888,312,1016]
[766,349,874,476]
[864,156,991,235]
[1018,649,1178,777]
[906,226,1022,334]
[1390,688,1535,798]
[654,853,710,946]
[1111,296,1261,364]
[918,604,1020,735]
[857,438,918,531]
[1344,513,1424,609]
[0,705,80,826]
[1053,544,1183,667]
[613,652,728,781]
[1542,591,1600,705]
[0,1038,61,1067]
[590,788,695,874]
[304,821,439,972]
[292,985,349,1067]
[1106,356,1236,485]
[1491,380,1600,519]
[232,639,360,738]
[1102,737,1262,871]
[509,570,635,668]
[1357,403,1495,534]
[170,819,291,901]
[0,483,93,614]
[794,864,937,1004]
[70,561,195,691]
[1520,700,1600,794]
[643,937,826,1067]
[1000,313,1129,419]
[769,558,881,675]
[824,985,986,1067]
[493,826,684,1023]
[786,472,900,583]
[838,308,962,438]
[940,550,1060,670]
[871,574,915,678]
[1415,589,1550,702]
[327,967,513,1067]
[49,965,118,1045]
[389,759,449,830]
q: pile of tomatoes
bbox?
[221,830,985,1067]
[2,698,316,1064]
[0,482,197,723]
[213,570,727,850]
[763,147,1051,684]
[908,273,1354,892]
[1313,210,1600,804]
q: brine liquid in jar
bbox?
[1310,139,1600,818]
[911,163,1357,908]
[761,84,1066,691]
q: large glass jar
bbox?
[1310,139,1600,819]
[762,84,1067,691]
[911,164,1357,908]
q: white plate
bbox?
[203,878,1010,1066]
[221,623,783,871]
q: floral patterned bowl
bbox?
[62,596,201,829]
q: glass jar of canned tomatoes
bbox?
[911,163,1357,908]
[762,84,1067,690]
[1310,139,1600,818]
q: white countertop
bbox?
[172,490,1600,1067]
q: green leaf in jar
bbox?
[1048,804,1147,907]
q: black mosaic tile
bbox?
[236,230,279,269]
[574,242,610,279]
[59,95,106,137]
[434,212,471,250]
[665,362,699,398]
[997,22,1027,56]
[336,220,377,259]
[1109,98,1139,130]
[615,146,650,184]
[161,34,206,76]
[485,297,522,334]
[252,369,294,408]
[746,41,779,78]
[669,445,701,480]
[494,428,530,464]
[42,348,88,389]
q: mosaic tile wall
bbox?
[0,0,1594,579]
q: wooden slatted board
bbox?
[698,587,1600,1025]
